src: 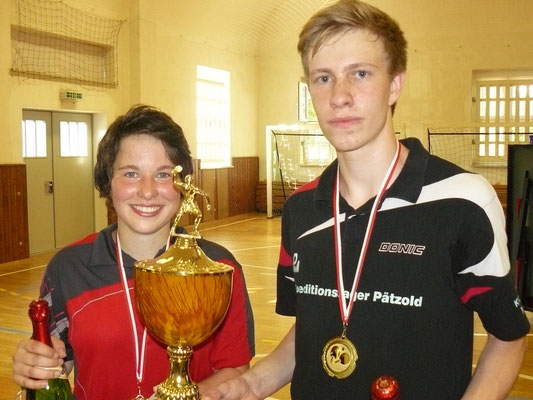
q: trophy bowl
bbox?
[135,234,233,400]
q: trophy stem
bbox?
[156,345,199,400]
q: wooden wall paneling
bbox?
[229,157,258,216]
[105,158,259,228]
[107,159,203,227]
[216,168,229,220]
[191,159,202,187]
[255,181,296,213]
[0,165,29,263]
[180,159,202,227]
[191,159,202,225]
[200,169,217,222]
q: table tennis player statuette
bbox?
[134,165,233,400]
[170,165,211,238]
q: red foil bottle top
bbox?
[29,299,50,322]
[29,299,53,346]
[371,376,400,400]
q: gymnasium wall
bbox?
[0,0,258,231]
[2,0,533,228]
[133,0,258,159]
[0,0,130,166]
[0,0,133,231]
[256,0,533,179]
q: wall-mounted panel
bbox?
[0,165,29,263]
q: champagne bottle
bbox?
[370,375,400,400]
[26,299,72,400]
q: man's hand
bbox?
[201,376,259,400]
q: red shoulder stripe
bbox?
[460,286,493,304]
[278,244,292,267]
[63,232,98,248]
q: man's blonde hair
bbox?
[298,0,407,78]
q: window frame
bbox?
[472,71,533,165]
[196,65,231,169]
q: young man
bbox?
[203,1,530,399]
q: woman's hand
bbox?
[12,337,66,389]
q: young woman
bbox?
[12,105,255,400]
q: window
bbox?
[22,119,47,158]
[196,65,230,168]
[59,121,88,157]
[473,71,533,163]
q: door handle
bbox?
[46,180,54,194]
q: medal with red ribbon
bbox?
[116,233,170,399]
[322,141,401,379]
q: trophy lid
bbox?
[135,234,233,275]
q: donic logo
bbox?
[378,242,426,256]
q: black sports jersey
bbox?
[276,138,529,400]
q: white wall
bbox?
[2,0,533,222]
[1,0,258,231]
[134,0,258,159]
[256,0,533,179]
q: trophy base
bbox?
[155,345,200,400]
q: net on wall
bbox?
[11,0,123,88]
[271,129,334,188]
[427,126,532,185]
[265,125,335,216]
[265,125,406,217]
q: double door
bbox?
[23,110,94,253]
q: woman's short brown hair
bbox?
[94,104,193,201]
[298,0,407,78]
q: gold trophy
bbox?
[134,166,233,400]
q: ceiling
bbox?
[155,0,336,56]
[155,0,533,57]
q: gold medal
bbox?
[322,335,358,379]
[327,142,400,379]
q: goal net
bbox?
[265,124,407,217]
[427,124,533,186]
[265,124,334,217]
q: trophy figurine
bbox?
[134,165,233,400]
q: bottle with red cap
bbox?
[24,299,72,400]
[370,375,400,400]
